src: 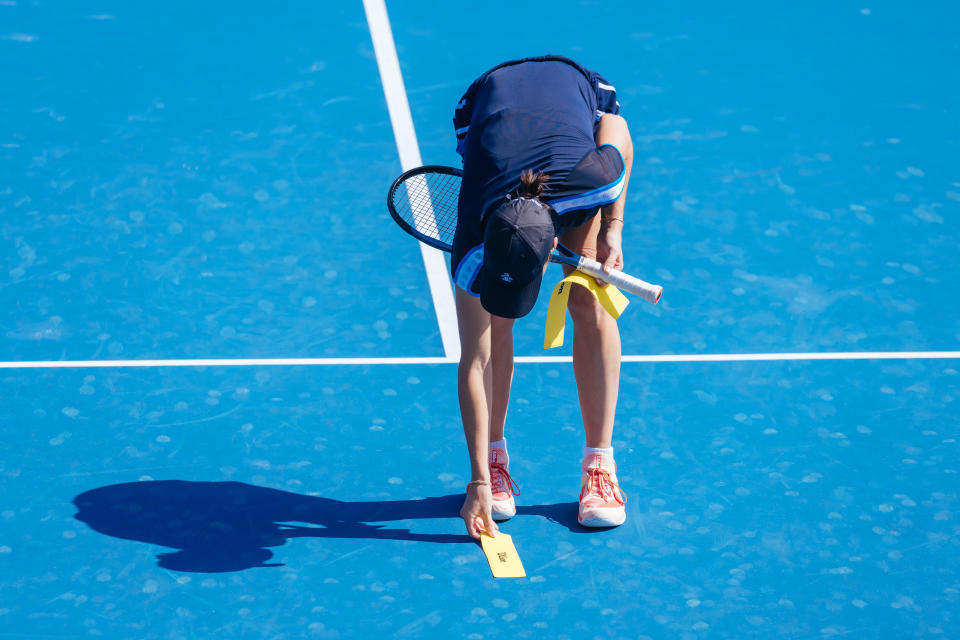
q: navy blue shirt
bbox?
[451,55,625,294]
[454,55,623,225]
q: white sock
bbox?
[490,439,507,454]
[583,446,613,461]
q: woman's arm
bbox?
[595,114,634,277]
[455,287,499,539]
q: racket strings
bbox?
[392,172,460,245]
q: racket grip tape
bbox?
[577,257,662,304]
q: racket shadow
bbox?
[73,480,472,573]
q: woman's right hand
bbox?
[460,482,499,540]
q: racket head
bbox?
[387,165,463,252]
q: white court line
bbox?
[1,352,958,369]
[362,0,461,361]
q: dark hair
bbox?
[513,169,550,200]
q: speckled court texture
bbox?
[1,1,958,639]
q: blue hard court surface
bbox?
[1,1,959,638]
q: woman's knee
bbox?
[458,349,490,382]
[596,114,632,161]
[566,285,607,326]
[599,112,627,130]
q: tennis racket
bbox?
[387,165,663,304]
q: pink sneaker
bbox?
[578,453,626,527]
[489,447,520,521]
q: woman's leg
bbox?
[489,314,515,443]
[560,113,634,449]
[559,215,622,449]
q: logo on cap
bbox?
[500,273,513,283]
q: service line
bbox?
[1,351,959,369]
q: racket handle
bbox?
[577,257,663,304]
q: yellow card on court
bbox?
[480,532,526,578]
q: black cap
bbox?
[480,197,557,319]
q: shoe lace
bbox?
[489,461,521,496]
[583,467,626,504]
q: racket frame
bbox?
[388,165,662,304]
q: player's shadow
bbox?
[73,480,473,573]
[518,503,592,533]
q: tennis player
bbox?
[452,56,634,538]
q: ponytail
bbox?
[513,169,550,200]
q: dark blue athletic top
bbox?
[451,55,625,295]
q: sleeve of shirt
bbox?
[590,71,621,120]
[453,78,481,158]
